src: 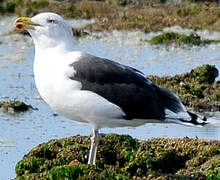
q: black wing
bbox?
[69,54,181,120]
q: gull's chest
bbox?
[34,55,65,90]
[33,53,81,107]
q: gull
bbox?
[15,12,207,165]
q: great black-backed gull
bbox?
[15,12,207,165]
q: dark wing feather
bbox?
[71,55,148,85]
[69,54,169,120]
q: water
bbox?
[0,16,220,180]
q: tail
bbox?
[177,111,220,127]
[155,86,208,126]
[165,109,207,127]
[181,111,207,126]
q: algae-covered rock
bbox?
[148,64,220,112]
[0,100,33,112]
[149,32,218,45]
[15,134,220,180]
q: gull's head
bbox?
[15,12,73,50]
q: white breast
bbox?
[33,50,126,126]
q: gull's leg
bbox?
[88,128,100,165]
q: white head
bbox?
[15,12,74,51]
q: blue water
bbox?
[0,17,220,179]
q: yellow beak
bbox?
[15,17,40,30]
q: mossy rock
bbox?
[15,134,220,179]
[149,32,218,45]
[148,64,220,112]
[0,100,33,112]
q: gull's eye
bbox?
[47,19,56,24]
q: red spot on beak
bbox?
[16,23,24,30]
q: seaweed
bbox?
[15,134,220,179]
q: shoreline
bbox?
[1,0,220,32]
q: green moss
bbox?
[150,32,177,44]
[63,139,75,147]
[124,151,133,161]
[30,141,63,160]
[15,135,220,179]
[96,134,140,168]
[190,87,204,98]
[29,158,46,173]
[151,149,188,173]
[125,153,152,176]
[49,165,84,180]
[197,64,219,84]
[15,157,46,175]
[38,145,55,159]
[205,157,220,180]
[15,160,26,176]
[149,32,213,45]
[206,173,220,180]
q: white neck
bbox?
[33,36,74,53]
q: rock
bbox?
[0,100,34,113]
[147,64,220,112]
[15,134,220,179]
[149,32,218,45]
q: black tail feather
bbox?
[155,85,207,126]
[182,111,207,126]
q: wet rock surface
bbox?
[0,100,34,113]
[148,64,220,112]
[15,134,220,180]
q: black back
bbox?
[69,54,183,120]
